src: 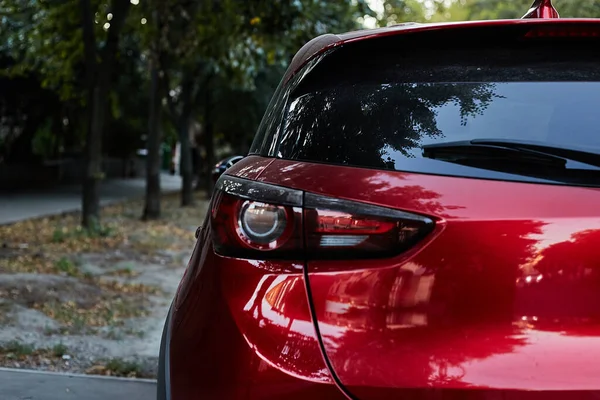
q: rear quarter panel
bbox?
[258,158,600,399]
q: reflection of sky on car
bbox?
[531,218,600,251]
[459,329,600,390]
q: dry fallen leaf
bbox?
[0,193,201,332]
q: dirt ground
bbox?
[0,193,208,378]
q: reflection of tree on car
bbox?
[281,82,499,171]
[517,227,600,322]
[418,220,545,325]
[313,219,545,388]
[241,274,330,382]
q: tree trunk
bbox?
[80,0,99,229]
[82,86,105,228]
[179,117,194,206]
[203,76,215,198]
[176,73,195,207]
[79,0,131,228]
[143,58,162,220]
[203,116,215,198]
[193,146,203,191]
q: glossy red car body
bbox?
[159,16,600,400]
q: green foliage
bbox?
[1,0,88,101]
[52,342,68,357]
[1,340,34,357]
[31,118,57,159]
[1,0,143,164]
[157,0,374,109]
[2,0,450,192]
[431,0,599,21]
[54,257,79,276]
[213,65,286,153]
[104,358,144,377]
[52,222,115,244]
[377,0,430,25]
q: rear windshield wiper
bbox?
[422,139,600,184]
[423,139,600,169]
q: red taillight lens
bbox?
[211,177,304,259]
[304,193,434,260]
[238,201,288,246]
[313,210,396,235]
[211,177,435,260]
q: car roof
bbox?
[284,18,600,82]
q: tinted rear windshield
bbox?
[276,30,600,185]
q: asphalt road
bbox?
[0,173,182,225]
[0,368,156,400]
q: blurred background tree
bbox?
[1,0,597,226]
[429,0,598,21]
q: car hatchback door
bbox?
[254,20,600,400]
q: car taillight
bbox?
[220,197,300,250]
[238,201,289,245]
[211,176,435,260]
[211,179,304,259]
[304,193,434,259]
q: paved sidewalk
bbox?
[0,174,182,225]
[0,368,156,400]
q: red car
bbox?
[158,4,600,400]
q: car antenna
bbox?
[522,0,560,18]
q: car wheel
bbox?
[157,306,171,400]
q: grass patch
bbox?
[54,257,79,277]
[0,193,198,339]
[0,341,69,369]
[0,302,12,324]
[35,298,148,329]
[96,279,162,295]
[103,326,145,340]
[104,266,140,278]
[0,275,157,334]
[87,358,150,378]
[52,223,116,244]
[0,193,201,275]
[105,359,143,377]
[52,343,68,357]
[0,341,34,358]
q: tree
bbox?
[79,0,131,228]
[1,0,89,171]
[158,0,375,205]
[377,0,430,25]
[1,0,133,228]
[0,57,65,167]
[430,0,599,21]
[212,65,286,157]
[141,1,165,220]
[158,0,226,206]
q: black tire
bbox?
[157,307,171,400]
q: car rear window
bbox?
[275,26,600,185]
